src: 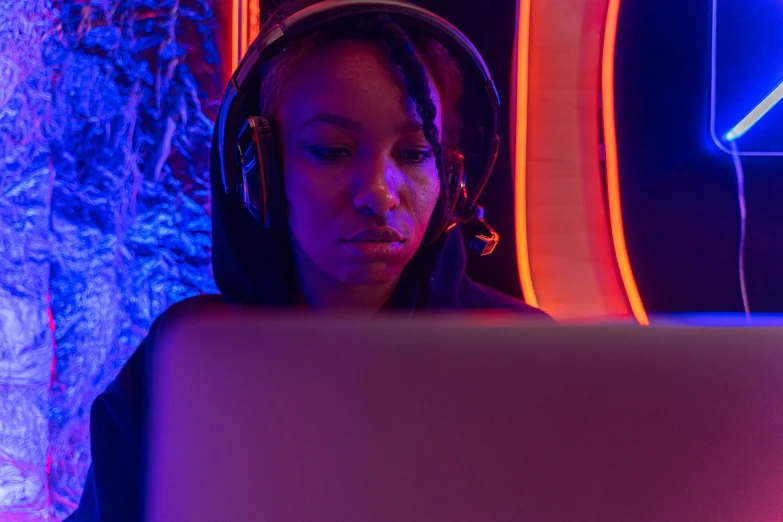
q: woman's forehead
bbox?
[277,39,442,130]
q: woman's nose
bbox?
[352,156,401,217]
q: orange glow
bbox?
[241,0,249,58]
[231,0,240,72]
[232,0,260,73]
[513,0,539,308]
[249,0,261,49]
[601,0,649,325]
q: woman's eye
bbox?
[308,147,351,161]
[401,149,433,165]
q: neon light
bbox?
[249,0,261,50]
[601,0,649,325]
[232,0,240,72]
[513,0,539,308]
[241,0,249,58]
[725,79,783,141]
[232,0,260,74]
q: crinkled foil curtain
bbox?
[0,0,221,519]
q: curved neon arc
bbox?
[601,0,649,325]
[513,0,539,308]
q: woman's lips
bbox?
[343,226,405,243]
[341,226,407,261]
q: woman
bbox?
[66,1,550,520]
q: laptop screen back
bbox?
[147,310,783,522]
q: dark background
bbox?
[614,0,783,314]
[420,0,783,314]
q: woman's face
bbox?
[277,39,442,287]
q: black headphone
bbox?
[216,0,501,255]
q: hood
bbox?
[209,131,470,309]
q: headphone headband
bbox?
[241,0,497,98]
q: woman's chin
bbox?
[337,263,404,287]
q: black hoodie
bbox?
[65,130,550,522]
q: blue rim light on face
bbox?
[725,79,783,142]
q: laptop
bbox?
[147,307,783,521]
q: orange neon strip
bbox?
[240,0,250,58]
[513,0,539,308]
[231,0,240,72]
[601,0,649,325]
[232,0,259,73]
[249,0,261,48]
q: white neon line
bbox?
[726,78,783,141]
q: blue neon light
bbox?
[711,0,783,155]
[725,79,783,141]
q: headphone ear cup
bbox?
[234,116,285,228]
[423,149,467,245]
[443,149,467,229]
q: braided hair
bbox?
[255,0,464,233]
[358,15,449,233]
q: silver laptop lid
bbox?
[148,309,783,522]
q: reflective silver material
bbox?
[1,0,220,518]
[0,0,56,518]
